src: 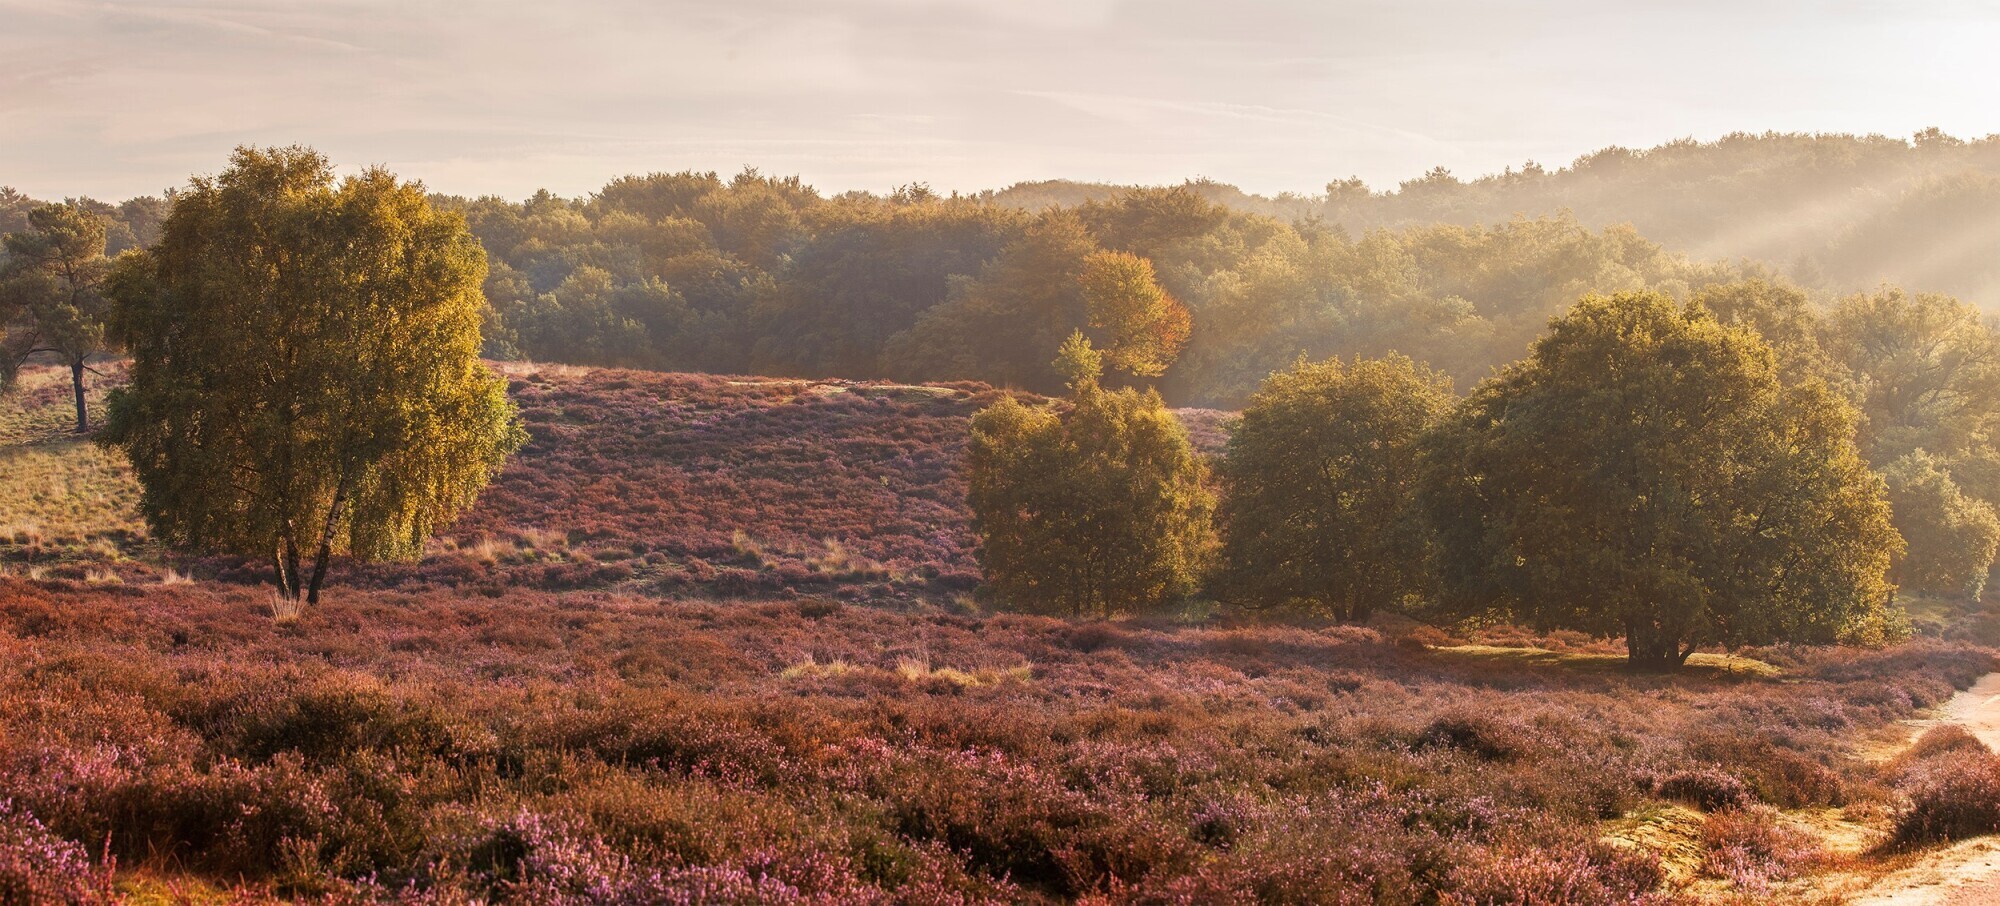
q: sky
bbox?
[6,0,2000,202]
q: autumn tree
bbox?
[1078,250,1191,378]
[966,333,1215,617]
[1218,355,1454,622]
[0,202,114,432]
[100,146,526,605]
[1422,292,1903,669]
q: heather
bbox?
[0,576,1987,902]
[5,361,2000,900]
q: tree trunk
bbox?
[1625,619,1683,672]
[306,484,350,605]
[306,541,334,605]
[273,548,296,601]
[282,536,303,603]
[70,359,86,434]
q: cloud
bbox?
[2,0,1999,200]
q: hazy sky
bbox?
[6,0,2000,201]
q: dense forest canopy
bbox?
[5,129,2000,409]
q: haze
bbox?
[7,0,2000,201]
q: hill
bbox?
[991,131,2000,307]
[1,362,1234,603]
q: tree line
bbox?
[970,292,1932,669]
[998,129,2000,309]
[15,130,2000,412]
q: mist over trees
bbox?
[999,129,2000,307]
[13,129,2000,408]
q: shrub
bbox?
[1903,724,1990,762]
[1893,749,2000,845]
[1443,837,1666,906]
[1700,805,1821,891]
[0,801,106,906]
[1416,714,1529,762]
[1656,768,1753,811]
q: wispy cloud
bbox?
[3,0,1999,200]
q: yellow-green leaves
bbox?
[967,336,1214,617]
[1078,250,1190,379]
[100,146,525,603]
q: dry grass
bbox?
[0,366,145,569]
[1432,644,1786,678]
[268,591,305,625]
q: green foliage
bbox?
[424,173,1739,404]
[967,336,1214,617]
[99,146,526,603]
[1218,355,1454,621]
[1820,288,2000,587]
[888,211,1103,392]
[1883,451,2000,602]
[0,202,114,431]
[1691,278,1838,387]
[751,199,1024,378]
[1421,292,1903,669]
[1823,287,2000,467]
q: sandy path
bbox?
[1847,673,2000,905]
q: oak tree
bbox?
[1422,292,1902,669]
[1218,355,1454,621]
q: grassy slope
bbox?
[0,365,141,567]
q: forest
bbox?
[11,130,2000,408]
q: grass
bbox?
[0,365,145,569]
[1432,644,1787,678]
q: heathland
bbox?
[9,134,2000,902]
[0,362,1996,903]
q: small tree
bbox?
[967,333,1214,617]
[1421,292,1903,669]
[1218,355,1455,622]
[100,146,526,605]
[1884,451,2000,602]
[0,202,113,432]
